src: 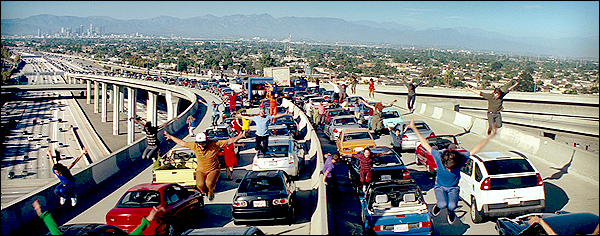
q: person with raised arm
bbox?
[401,79,424,113]
[163,129,245,201]
[466,80,519,135]
[130,117,175,161]
[197,99,223,126]
[47,147,88,206]
[407,116,497,224]
[359,98,396,135]
[236,108,291,155]
[339,148,393,193]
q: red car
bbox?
[106,183,204,235]
[415,135,468,178]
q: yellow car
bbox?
[336,128,376,156]
[152,147,197,188]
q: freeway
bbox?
[63,87,598,235]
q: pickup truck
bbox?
[152,147,197,188]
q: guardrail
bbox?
[1,76,199,235]
[281,99,328,235]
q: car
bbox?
[415,134,467,177]
[281,87,295,99]
[51,223,130,235]
[346,147,411,189]
[322,107,353,124]
[268,124,294,138]
[380,108,404,130]
[251,138,305,178]
[106,183,204,235]
[323,115,362,142]
[153,147,197,188]
[321,90,335,103]
[336,128,376,156]
[205,125,235,167]
[183,226,265,235]
[361,179,432,235]
[270,114,299,139]
[232,170,298,225]
[459,151,545,223]
[341,96,364,109]
[303,97,330,116]
[292,91,309,106]
[393,121,435,150]
[495,211,599,235]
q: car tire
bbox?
[470,197,484,223]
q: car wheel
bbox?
[470,197,484,223]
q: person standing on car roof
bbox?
[466,80,519,135]
[198,99,223,126]
[359,98,396,135]
[163,131,245,201]
[223,90,242,114]
[224,141,245,180]
[236,108,291,155]
[327,79,341,102]
[407,116,497,224]
[350,77,358,94]
[339,148,393,193]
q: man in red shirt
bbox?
[223,90,242,114]
[339,147,392,192]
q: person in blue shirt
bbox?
[322,153,340,202]
[47,147,88,207]
[198,99,223,126]
[186,115,198,137]
[407,116,497,224]
[236,108,290,154]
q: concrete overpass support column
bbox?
[86,80,91,104]
[113,84,121,135]
[147,92,158,126]
[94,81,100,113]
[119,87,125,112]
[165,91,180,121]
[101,82,108,122]
[127,87,137,144]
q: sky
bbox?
[2,1,598,40]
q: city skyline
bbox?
[2,1,598,40]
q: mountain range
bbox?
[2,14,598,59]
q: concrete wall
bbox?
[1,79,199,235]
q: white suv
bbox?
[458,151,545,223]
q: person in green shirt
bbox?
[466,81,519,135]
[32,200,164,235]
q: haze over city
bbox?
[2,1,599,59]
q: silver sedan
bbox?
[323,115,362,142]
[392,120,436,150]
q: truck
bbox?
[263,67,291,87]
[241,76,274,107]
[152,147,197,188]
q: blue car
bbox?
[361,179,432,235]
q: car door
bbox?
[459,158,476,204]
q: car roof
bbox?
[473,151,525,162]
[341,128,370,133]
[245,170,282,178]
[332,115,357,120]
[128,183,171,191]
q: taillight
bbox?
[402,135,408,141]
[194,172,196,181]
[343,147,351,151]
[428,132,435,137]
[537,173,543,186]
[403,171,411,179]
[333,128,338,133]
[152,172,156,182]
[480,177,491,190]
[233,200,248,207]
[419,221,432,228]
[372,225,384,231]
[395,214,406,218]
[273,198,288,205]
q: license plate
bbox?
[381,175,391,181]
[506,198,520,205]
[394,224,409,232]
[267,161,277,167]
[253,200,267,207]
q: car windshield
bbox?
[382,110,400,119]
[269,128,290,136]
[404,123,430,133]
[311,98,326,103]
[272,115,294,124]
[239,176,285,192]
[344,132,371,141]
[484,159,535,175]
[206,128,228,137]
[334,117,357,125]
[427,136,455,149]
[258,145,289,158]
[372,152,402,165]
[116,190,161,208]
[329,109,351,117]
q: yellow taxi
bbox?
[336,128,376,156]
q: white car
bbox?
[323,115,362,142]
[459,151,545,223]
[303,97,330,116]
[251,138,305,179]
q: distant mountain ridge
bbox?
[1,14,597,59]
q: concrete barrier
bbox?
[536,137,599,182]
[453,112,473,131]
[497,127,541,154]
[471,117,489,136]
[1,80,199,235]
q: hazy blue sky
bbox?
[2,1,598,39]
